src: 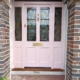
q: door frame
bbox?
[11,0,66,69]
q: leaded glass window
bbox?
[15,7,22,41]
[27,8,36,41]
[54,7,62,41]
[40,8,49,41]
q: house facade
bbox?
[0,0,80,80]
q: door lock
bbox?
[24,24,26,27]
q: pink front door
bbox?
[13,2,65,69]
[23,5,52,67]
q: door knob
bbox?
[24,24,26,27]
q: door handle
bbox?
[24,24,26,27]
[37,14,39,21]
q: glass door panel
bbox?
[54,7,62,41]
[40,8,50,41]
[15,7,22,41]
[27,8,36,41]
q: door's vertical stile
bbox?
[22,3,25,68]
[51,4,55,69]
[12,2,15,68]
[60,5,63,69]
[49,6,52,68]
[49,6,51,68]
[36,6,40,65]
[36,6,38,66]
[37,6,40,42]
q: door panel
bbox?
[27,8,36,41]
[26,48,37,63]
[52,4,65,69]
[24,5,51,67]
[39,48,50,63]
[13,6,22,68]
[24,6,38,66]
[13,3,65,69]
[14,48,22,67]
[40,7,49,41]
[53,47,62,68]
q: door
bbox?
[23,5,52,67]
[13,3,65,69]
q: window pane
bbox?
[40,8,49,19]
[27,8,36,41]
[41,20,49,25]
[40,8,49,41]
[54,7,62,41]
[15,7,22,41]
[27,8,36,19]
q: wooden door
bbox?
[13,2,65,69]
[23,5,52,67]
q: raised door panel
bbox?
[53,47,62,68]
[38,47,50,67]
[26,48,37,63]
[14,48,22,68]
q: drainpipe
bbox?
[63,0,67,4]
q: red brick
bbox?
[75,20,80,24]
[74,37,79,40]
[73,53,78,57]
[75,11,80,15]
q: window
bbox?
[54,7,62,41]
[27,8,36,41]
[40,8,49,41]
[15,7,22,41]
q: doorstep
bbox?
[12,67,64,71]
[11,68,65,75]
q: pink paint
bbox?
[12,1,65,69]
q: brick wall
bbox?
[66,0,80,80]
[0,0,10,77]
